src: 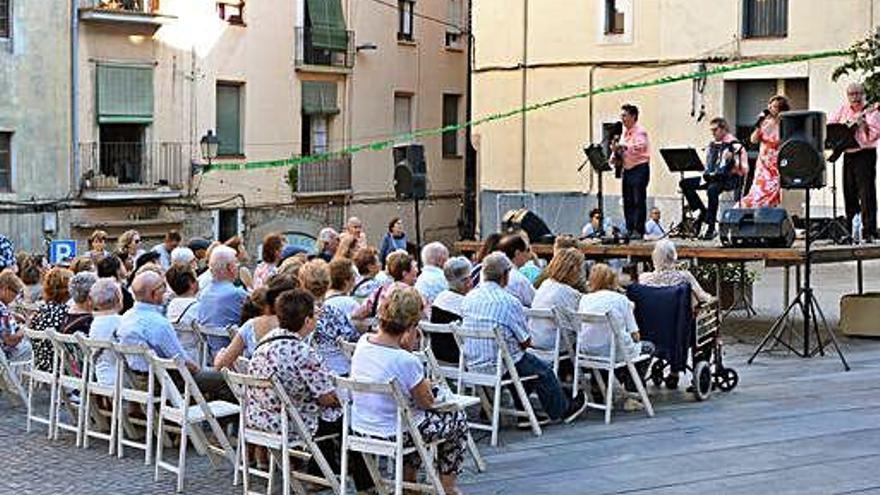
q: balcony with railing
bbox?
[79,0,174,28]
[79,141,191,201]
[294,154,352,196]
[295,26,354,71]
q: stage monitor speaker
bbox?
[719,208,795,248]
[779,110,827,190]
[393,144,427,200]
[501,208,554,244]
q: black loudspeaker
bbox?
[393,144,427,200]
[501,208,554,244]
[779,110,827,189]
[719,208,795,248]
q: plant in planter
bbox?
[833,28,880,104]
[689,261,760,311]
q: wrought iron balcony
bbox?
[79,141,190,200]
[295,154,352,195]
[295,27,355,70]
[79,0,174,28]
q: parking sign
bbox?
[49,240,77,265]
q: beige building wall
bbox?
[473,0,876,235]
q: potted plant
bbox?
[689,262,759,311]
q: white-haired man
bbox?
[316,227,340,262]
[197,245,247,355]
[345,217,368,250]
[460,252,586,423]
[88,278,123,385]
[414,242,449,304]
[170,246,197,269]
[830,82,880,242]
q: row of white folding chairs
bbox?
[20,328,238,493]
[174,321,238,370]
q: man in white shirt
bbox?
[496,233,535,307]
[414,242,449,304]
[151,230,182,270]
[644,207,665,240]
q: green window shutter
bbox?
[97,65,154,124]
[301,81,339,116]
[306,0,348,52]
[216,84,242,155]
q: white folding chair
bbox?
[76,334,119,454]
[172,320,202,368]
[336,377,447,495]
[525,308,575,378]
[192,323,237,369]
[152,354,238,493]
[450,325,542,447]
[337,337,357,362]
[223,369,342,495]
[572,311,655,424]
[0,342,28,404]
[23,328,58,438]
[46,330,87,446]
[112,342,161,465]
[418,322,463,386]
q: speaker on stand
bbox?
[749,110,849,370]
[393,144,427,254]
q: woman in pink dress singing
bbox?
[740,95,790,208]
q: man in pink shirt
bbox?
[830,82,880,241]
[611,104,651,238]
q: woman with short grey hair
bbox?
[640,240,712,306]
[88,278,122,385]
[429,256,474,362]
[62,271,98,334]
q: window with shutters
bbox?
[445,0,462,48]
[743,0,787,38]
[0,0,10,40]
[216,82,244,156]
[442,94,460,157]
[96,64,154,124]
[398,0,414,42]
[0,133,11,192]
[299,0,352,68]
[394,94,413,137]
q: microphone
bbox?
[755,109,770,128]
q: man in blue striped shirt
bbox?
[461,252,586,423]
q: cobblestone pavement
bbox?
[0,261,878,494]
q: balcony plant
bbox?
[833,27,880,104]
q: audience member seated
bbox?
[198,245,248,356]
[469,232,502,286]
[579,264,655,397]
[461,252,586,423]
[32,267,73,371]
[19,254,45,303]
[214,274,299,369]
[118,271,232,401]
[345,216,368,250]
[429,256,473,363]
[151,230,182,270]
[88,278,123,386]
[639,239,713,308]
[333,233,359,262]
[170,247,197,271]
[352,251,425,321]
[351,247,382,302]
[253,233,285,290]
[97,255,133,313]
[534,235,583,289]
[247,289,373,492]
[0,271,31,363]
[496,234,536,307]
[63,272,97,334]
[324,259,360,317]
[415,242,449,304]
[165,264,201,361]
[351,288,467,494]
[315,228,340,263]
[87,230,110,265]
[300,260,361,376]
[530,248,585,351]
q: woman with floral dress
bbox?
[32,267,73,371]
[740,95,790,208]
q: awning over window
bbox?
[96,64,154,124]
[301,81,339,115]
[306,0,348,52]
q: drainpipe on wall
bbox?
[71,0,80,196]
[462,0,476,239]
[519,0,528,192]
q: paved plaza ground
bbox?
[1,261,879,494]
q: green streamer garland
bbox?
[203,49,850,174]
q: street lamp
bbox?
[199,129,220,169]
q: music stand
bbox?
[820,123,860,243]
[584,144,613,236]
[660,148,705,238]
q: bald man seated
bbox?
[117,271,232,400]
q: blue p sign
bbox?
[49,240,77,265]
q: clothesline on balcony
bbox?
[202,48,850,175]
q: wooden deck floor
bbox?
[460,339,880,495]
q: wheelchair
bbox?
[627,283,739,401]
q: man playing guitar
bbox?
[679,117,748,240]
[609,104,651,239]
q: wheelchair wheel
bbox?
[650,360,665,388]
[692,361,712,401]
[715,368,739,392]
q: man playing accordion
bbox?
[679,117,749,240]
